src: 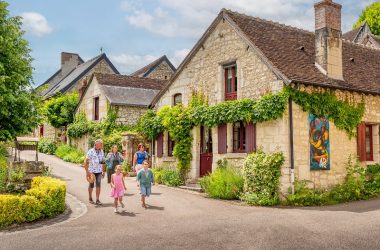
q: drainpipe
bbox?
[289,97,295,194]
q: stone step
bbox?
[179,184,203,193]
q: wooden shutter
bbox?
[157,133,164,158]
[218,124,227,154]
[245,123,256,153]
[357,122,366,161]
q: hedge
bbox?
[0,176,66,228]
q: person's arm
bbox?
[106,152,112,161]
[110,174,115,188]
[101,151,105,178]
[119,152,125,161]
[84,155,90,177]
[133,153,137,167]
[122,177,127,191]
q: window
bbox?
[93,97,99,121]
[173,93,182,106]
[233,121,246,152]
[224,64,237,100]
[168,133,175,157]
[366,125,373,161]
[39,125,44,137]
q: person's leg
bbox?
[119,197,124,208]
[95,173,102,204]
[88,182,94,202]
[141,195,146,207]
[114,198,118,213]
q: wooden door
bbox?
[200,126,213,177]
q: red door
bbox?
[200,126,213,177]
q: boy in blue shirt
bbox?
[137,160,154,208]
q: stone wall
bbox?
[146,60,175,80]
[69,134,90,153]
[115,105,148,126]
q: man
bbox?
[84,139,105,205]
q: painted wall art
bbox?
[309,114,330,170]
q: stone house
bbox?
[343,21,380,49]
[130,55,176,80]
[36,52,119,140]
[150,0,380,193]
[72,73,167,152]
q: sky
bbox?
[6,0,377,87]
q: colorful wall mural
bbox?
[309,115,330,170]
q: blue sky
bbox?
[6,0,376,86]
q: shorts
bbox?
[89,173,102,188]
[135,164,143,173]
[140,185,151,197]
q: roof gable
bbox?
[130,55,176,77]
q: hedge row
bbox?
[0,176,66,228]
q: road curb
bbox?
[0,193,87,235]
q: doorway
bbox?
[200,126,213,177]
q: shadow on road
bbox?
[117,211,138,217]
[150,192,162,196]
[283,197,380,213]
[146,205,164,210]
[93,203,114,208]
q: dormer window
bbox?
[173,93,182,106]
[224,64,237,100]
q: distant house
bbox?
[130,55,176,80]
[343,22,380,49]
[36,52,119,140]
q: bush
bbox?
[0,176,66,228]
[38,138,57,155]
[160,169,183,187]
[241,149,284,206]
[200,160,243,200]
[55,145,85,164]
[286,181,330,206]
[0,157,7,193]
[152,168,164,184]
[0,143,8,158]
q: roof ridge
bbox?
[342,38,380,52]
[223,8,314,35]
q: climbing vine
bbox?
[285,87,365,137]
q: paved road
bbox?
[1,151,380,250]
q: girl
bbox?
[110,165,127,213]
[136,160,155,208]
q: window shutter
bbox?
[357,123,366,162]
[245,123,256,153]
[218,124,227,154]
[157,133,164,158]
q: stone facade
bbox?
[146,60,175,80]
[115,105,148,126]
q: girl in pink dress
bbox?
[110,165,127,213]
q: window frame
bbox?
[224,64,237,101]
[365,124,374,161]
[233,121,246,153]
[168,133,175,157]
[173,93,182,106]
[93,96,100,121]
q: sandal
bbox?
[95,200,103,205]
[89,198,95,204]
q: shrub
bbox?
[38,138,57,155]
[152,168,164,184]
[160,169,183,187]
[286,181,330,206]
[200,162,243,200]
[0,176,66,228]
[55,145,85,164]
[0,157,7,193]
[0,143,8,158]
[241,149,284,206]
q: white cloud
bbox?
[109,53,158,73]
[170,49,191,67]
[121,0,370,37]
[20,12,53,37]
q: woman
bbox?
[133,143,148,173]
[105,145,124,184]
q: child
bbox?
[110,165,127,213]
[136,160,154,208]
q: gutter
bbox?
[288,97,295,194]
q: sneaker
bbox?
[120,202,125,208]
[114,208,118,213]
[95,200,103,205]
[89,198,94,204]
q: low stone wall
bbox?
[8,161,46,192]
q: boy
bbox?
[137,160,154,208]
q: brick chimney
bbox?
[314,0,343,80]
[61,52,83,75]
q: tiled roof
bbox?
[130,55,176,77]
[225,9,380,94]
[342,26,362,41]
[95,73,167,90]
[42,53,119,97]
[101,85,160,107]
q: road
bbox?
[1,151,380,250]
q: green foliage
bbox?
[0,2,40,141]
[38,138,57,155]
[160,168,183,187]
[121,160,132,174]
[152,168,164,184]
[9,166,25,182]
[26,176,66,218]
[55,144,85,164]
[286,158,380,206]
[286,87,365,137]
[42,92,79,128]
[0,157,7,193]
[0,143,8,158]
[67,112,92,138]
[353,2,380,36]
[136,109,164,141]
[0,176,66,228]
[241,149,285,206]
[200,160,244,200]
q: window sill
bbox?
[220,152,247,159]
[162,156,176,162]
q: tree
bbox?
[42,93,79,128]
[0,1,40,141]
[353,2,380,36]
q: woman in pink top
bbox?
[110,165,127,213]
